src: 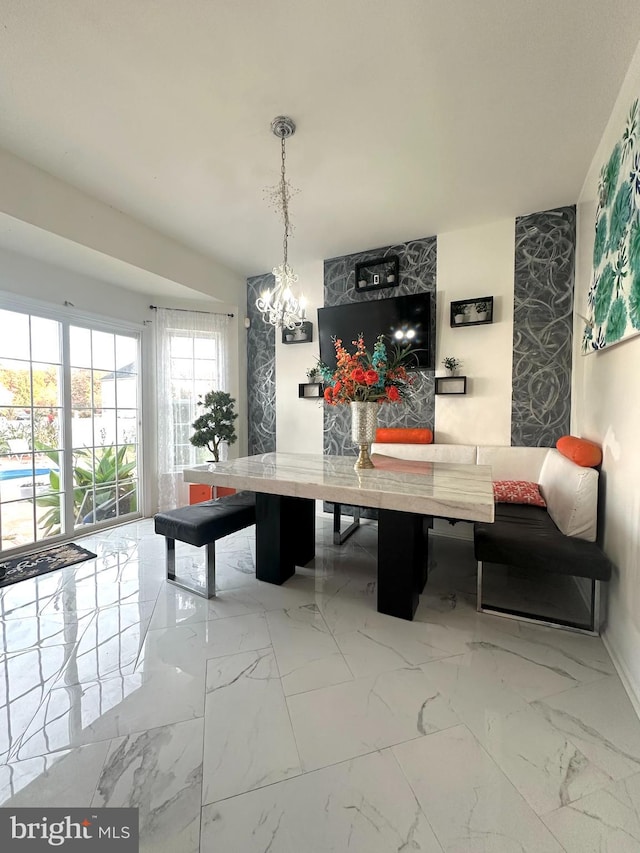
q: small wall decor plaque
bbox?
[450,296,494,327]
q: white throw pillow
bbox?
[369,443,476,464]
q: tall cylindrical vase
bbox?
[351,401,378,470]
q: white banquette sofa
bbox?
[370,442,613,634]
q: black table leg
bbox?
[378,508,427,620]
[255,493,315,584]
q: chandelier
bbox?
[256,116,306,329]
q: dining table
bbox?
[183,451,494,621]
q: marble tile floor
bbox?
[1,516,639,851]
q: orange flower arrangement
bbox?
[318,334,414,405]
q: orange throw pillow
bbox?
[556,435,602,468]
[375,428,433,444]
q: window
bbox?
[69,325,140,528]
[155,308,231,511]
[169,332,220,468]
[0,308,141,552]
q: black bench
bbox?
[474,503,613,634]
[154,491,256,598]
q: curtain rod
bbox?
[149,304,234,318]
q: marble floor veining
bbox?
[1,515,639,851]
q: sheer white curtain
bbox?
[155,308,231,511]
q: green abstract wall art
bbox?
[583,97,640,353]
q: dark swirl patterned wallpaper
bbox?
[323,237,437,457]
[511,206,576,447]
[247,214,575,456]
[247,273,276,454]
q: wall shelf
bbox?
[282,321,313,344]
[354,255,400,292]
[298,382,324,399]
[435,376,467,395]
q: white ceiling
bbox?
[1,0,640,282]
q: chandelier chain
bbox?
[281,135,289,267]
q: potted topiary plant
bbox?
[190,390,238,462]
[442,356,462,375]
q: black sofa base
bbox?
[477,560,603,634]
[474,504,613,634]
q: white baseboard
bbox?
[602,631,640,722]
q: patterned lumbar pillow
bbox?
[493,480,546,507]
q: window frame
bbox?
[0,297,144,556]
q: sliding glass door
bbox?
[0,308,141,553]
[0,311,64,549]
[68,325,139,530]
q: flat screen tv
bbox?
[317,293,433,370]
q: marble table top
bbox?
[184,452,495,523]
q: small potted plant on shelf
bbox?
[306,366,320,383]
[475,301,488,321]
[190,390,238,462]
[453,305,467,324]
[442,356,462,376]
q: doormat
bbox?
[0,543,97,588]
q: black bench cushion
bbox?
[154,491,256,547]
[474,503,613,582]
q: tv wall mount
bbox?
[354,256,400,293]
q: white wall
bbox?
[573,42,640,709]
[436,220,515,444]
[275,259,325,453]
